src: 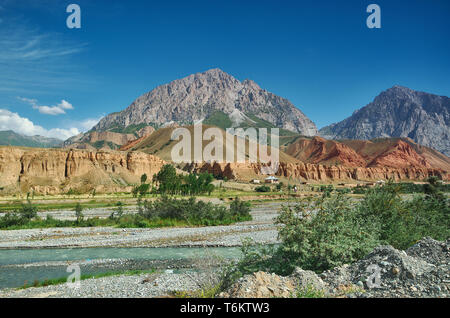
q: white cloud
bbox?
[18,97,74,115]
[0,109,100,140]
[78,117,102,131]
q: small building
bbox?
[251,179,261,184]
[265,176,279,184]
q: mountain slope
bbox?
[319,86,450,156]
[0,130,62,148]
[92,68,318,136]
[119,125,300,164]
[284,136,450,171]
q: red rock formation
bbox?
[189,161,448,182]
[0,146,165,194]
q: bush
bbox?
[138,196,252,225]
[229,197,251,218]
[18,200,38,220]
[255,185,271,192]
[275,194,379,273]
[75,203,84,224]
[230,180,449,278]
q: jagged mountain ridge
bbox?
[91,68,318,136]
[320,86,450,156]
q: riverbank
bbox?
[0,271,213,298]
[0,202,281,249]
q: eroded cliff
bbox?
[0,146,165,194]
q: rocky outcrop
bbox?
[0,146,165,194]
[286,136,367,167]
[188,161,449,182]
[222,238,449,298]
[63,131,137,150]
[320,85,450,156]
[92,68,318,136]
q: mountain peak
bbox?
[320,87,450,156]
[91,70,318,136]
[203,68,226,75]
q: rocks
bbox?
[291,268,327,292]
[223,238,450,298]
[317,242,450,297]
[221,271,296,298]
[406,237,450,266]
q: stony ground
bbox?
[0,271,214,298]
[0,202,282,248]
[222,238,450,298]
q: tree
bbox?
[19,199,37,220]
[155,164,181,194]
[138,183,150,197]
[141,174,148,184]
[75,203,84,224]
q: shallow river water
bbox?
[0,247,242,289]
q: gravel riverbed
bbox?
[0,202,283,249]
[0,202,284,297]
[0,271,215,298]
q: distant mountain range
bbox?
[0,130,62,148]
[14,69,446,159]
[320,86,450,156]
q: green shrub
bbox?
[255,185,271,192]
[229,197,251,218]
[18,200,37,220]
[229,180,449,279]
[275,194,379,273]
[75,203,84,224]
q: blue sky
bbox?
[0,0,449,140]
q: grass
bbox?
[0,196,253,230]
[0,189,299,213]
[19,269,157,290]
[294,285,326,298]
[1,214,253,230]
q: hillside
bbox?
[119,125,300,164]
[284,136,450,171]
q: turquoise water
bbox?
[0,247,242,289]
[0,247,242,266]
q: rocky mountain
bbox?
[0,130,62,148]
[320,86,450,156]
[91,68,318,136]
